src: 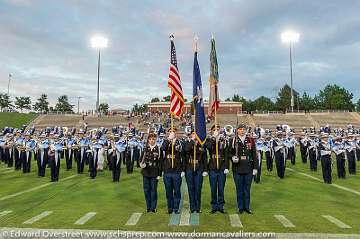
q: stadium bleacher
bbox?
[28,112,360,132]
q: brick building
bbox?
[147,101,242,114]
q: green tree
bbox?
[33,94,49,113]
[299,92,314,111]
[98,103,109,115]
[132,103,148,115]
[275,84,299,111]
[150,97,160,103]
[317,84,354,110]
[253,96,275,111]
[14,96,32,113]
[355,99,360,112]
[55,95,73,112]
[225,94,253,112]
[0,93,12,111]
[162,95,171,102]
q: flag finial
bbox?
[194,35,199,52]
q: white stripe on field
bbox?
[74,212,96,225]
[125,213,142,226]
[229,214,243,227]
[0,175,78,201]
[0,210,12,217]
[0,170,15,175]
[287,168,360,196]
[0,167,13,171]
[274,215,296,228]
[23,211,53,224]
[322,215,351,229]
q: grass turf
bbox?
[0,150,359,233]
[0,112,37,129]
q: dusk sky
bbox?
[1,0,360,111]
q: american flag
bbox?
[168,36,184,117]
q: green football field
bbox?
[0,152,359,234]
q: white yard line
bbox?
[125,213,142,226]
[229,214,243,227]
[322,215,351,229]
[0,168,13,171]
[0,170,15,175]
[274,214,296,228]
[0,175,78,201]
[0,211,12,217]
[287,168,360,196]
[23,211,53,224]
[74,212,97,225]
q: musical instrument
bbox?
[224,125,234,136]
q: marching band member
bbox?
[344,133,357,175]
[308,133,319,172]
[184,129,208,213]
[111,134,126,182]
[229,124,257,214]
[49,134,63,182]
[22,132,36,173]
[76,129,89,174]
[140,132,162,213]
[64,133,77,170]
[299,130,309,164]
[125,133,139,174]
[205,124,229,214]
[89,136,100,179]
[14,130,24,170]
[287,131,297,165]
[3,133,14,168]
[36,133,49,177]
[161,127,184,214]
[273,130,286,179]
[264,132,273,173]
[254,133,264,184]
[332,134,346,179]
[319,133,332,184]
[97,135,108,171]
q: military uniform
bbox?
[141,143,162,212]
[229,133,257,213]
[184,138,208,213]
[205,135,229,213]
[161,137,184,214]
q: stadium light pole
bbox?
[281,30,299,112]
[77,96,83,114]
[91,35,108,115]
[7,73,12,95]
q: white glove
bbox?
[181,172,185,177]
[224,169,229,174]
[168,132,175,140]
[253,169,258,175]
[202,171,208,177]
[156,176,160,180]
[139,162,146,168]
[232,156,239,163]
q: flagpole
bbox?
[215,106,219,169]
[193,35,198,172]
[171,112,174,169]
